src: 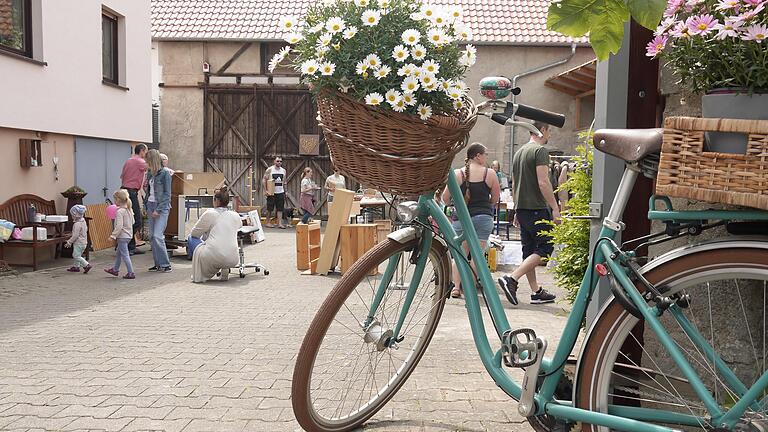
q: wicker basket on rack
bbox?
[657,117,768,210]
[316,91,477,197]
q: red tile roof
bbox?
[151,0,589,45]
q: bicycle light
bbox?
[396,201,420,223]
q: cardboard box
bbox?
[266,179,275,195]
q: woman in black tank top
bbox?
[441,143,501,298]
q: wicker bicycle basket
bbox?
[316,91,477,196]
[657,117,768,210]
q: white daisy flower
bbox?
[412,67,423,78]
[379,0,391,8]
[362,9,381,26]
[448,6,463,21]
[459,51,476,67]
[375,65,391,79]
[417,104,433,120]
[402,92,417,106]
[453,80,468,92]
[365,92,384,106]
[385,89,402,104]
[411,44,427,60]
[308,23,324,33]
[401,76,420,93]
[301,59,321,75]
[268,54,283,73]
[422,81,439,92]
[431,12,449,27]
[316,46,330,57]
[279,16,298,31]
[284,33,303,44]
[427,29,450,46]
[465,44,477,55]
[354,0,369,6]
[392,45,409,62]
[419,73,437,87]
[453,99,465,110]
[318,33,333,46]
[392,98,406,112]
[422,59,440,74]
[355,61,368,75]
[401,29,422,46]
[320,62,336,76]
[446,86,463,99]
[343,26,358,39]
[397,63,417,76]
[421,4,437,20]
[364,53,382,68]
[326,17,346,34]
[440,79,454,91]
[454,23,473,40]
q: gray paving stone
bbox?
[0,230,572,431]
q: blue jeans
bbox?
[114,238,134,273]
[146,201,171,268]
[301,209,312,224]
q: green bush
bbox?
[542,132,593,304]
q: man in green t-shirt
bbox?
[498,122,561,305]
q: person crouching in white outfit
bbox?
[190,186,242,283]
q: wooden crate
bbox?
[296,222,321,271]
[340,224,377,275]
[373,219,392,244]
[658,117,768,210]
[85,203,115,251]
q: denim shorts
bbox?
[451,214,494,242]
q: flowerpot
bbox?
[701,91,768,154]
[60,191,87,258]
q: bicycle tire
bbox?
[576,246,768,432]
[292,237,451,432]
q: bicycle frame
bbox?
[364,162,768,432]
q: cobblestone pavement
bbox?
[0,229,576,431]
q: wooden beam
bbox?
[565,72,596,87]
[556,76,593,93]
[216,42,253,75]
[576,89,596,98]
[544,81,580,96]
[571,70,597,85]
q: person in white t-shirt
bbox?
[324,167,346,203]
[263,156,287,228]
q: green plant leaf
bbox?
[589,0,629,60]
[626,0,666,30]
[547,0,600,37]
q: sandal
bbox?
[451,287,462,298]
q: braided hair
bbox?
[462,143,487,203]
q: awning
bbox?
[544,59,597,97]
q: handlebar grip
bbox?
[491,114,510,126]
[515,103,566,128]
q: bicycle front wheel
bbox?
[577,245,768,432]
[292,237,451,432]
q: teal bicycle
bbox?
[291,87,768,432]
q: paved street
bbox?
[0,229,574,432]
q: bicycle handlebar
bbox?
[514,103,566,128]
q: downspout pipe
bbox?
[508,43,577,176]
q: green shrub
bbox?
[542,132,593,304]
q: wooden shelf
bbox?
[296,222,321,271]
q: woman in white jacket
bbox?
[190,187,242,283]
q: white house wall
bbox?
[0,0,152,143]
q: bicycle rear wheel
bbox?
[577,245,768,432]
[292,237,451,432]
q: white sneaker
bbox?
[220,268,230,281]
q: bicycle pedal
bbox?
[502,328,543,368]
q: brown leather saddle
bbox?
[593,129,663,163]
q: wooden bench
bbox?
[0,194,68,270]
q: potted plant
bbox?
[270,0,477,196]
[647,0,768,152]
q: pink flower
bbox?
[655,17,677,36]
[715,0,741,10]
[736,2,765,20]
[688,14,719,35]
[743,0,765,6]
[646,35,669,57]
[664,0,685,17]
[743,23,768,41]
[715,18,743,39]
[671,20,692,37]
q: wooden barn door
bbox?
[204,88,256,201]
[254,87,332,216]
